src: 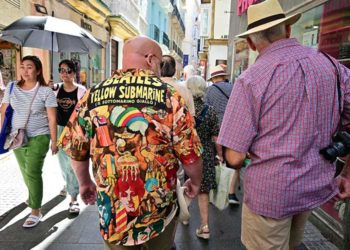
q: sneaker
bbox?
[228,193,240,205]
[59,186,67,197]
[196,224,210,239]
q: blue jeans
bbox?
[57,125,79,198]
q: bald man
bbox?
[58,35,203,249]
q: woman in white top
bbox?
[0,55,58,228]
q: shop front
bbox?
[228,0,350,247]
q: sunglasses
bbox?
[58,67,73,74]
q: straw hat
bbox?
[236,0,301,38]
[207,64,228,81]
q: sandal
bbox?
[69,202,80,214]
[23,213,42,228]
[196,224,210,239]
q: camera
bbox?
[320,131,350,163]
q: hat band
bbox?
[211,70,226,77]
[247,13,286,31]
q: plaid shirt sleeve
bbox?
[217,76,259,152]
[340,64,350,130]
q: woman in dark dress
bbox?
[187,76,221,240]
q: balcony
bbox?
[171,40,183,59]
[171,4,185,34]
[163,32,170,48]
[150,24,160,42]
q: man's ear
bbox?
[145,54,152,66]
[246,37,257,51]
[286,24,291,38]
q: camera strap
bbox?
[321,52,342,125]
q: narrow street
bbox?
[0,152,337,250]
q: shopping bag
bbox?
[0,82,15,154]
[209,162,235,210]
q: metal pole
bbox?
[344,199,350,249]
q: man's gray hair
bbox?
[187,75,207,98]
[249,23,287,44]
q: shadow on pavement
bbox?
[0,202,27,229]
[0,195,71,250]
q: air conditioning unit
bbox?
[221,35,228,39]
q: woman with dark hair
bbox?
[0,55,58,228]
[53,59,86,214]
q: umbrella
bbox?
[0,15,103,76]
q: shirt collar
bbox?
[257,38,300,61]
[112,68,156,78]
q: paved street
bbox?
[0,152,338,249]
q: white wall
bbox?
[214,0,231,39]
[208,44,227,78]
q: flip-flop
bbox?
[176,179,192,224]
[23,213,42,228]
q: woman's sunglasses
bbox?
[58,68,73,74]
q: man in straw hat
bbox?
[217,0,350,249]
[205,64,241,205]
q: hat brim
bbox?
[207,72,228,81]
[236,13,301,38]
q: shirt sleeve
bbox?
[340,63,350,130]
[44,87,58,107]
[171,91,202,165]
[217,76,259,152]
[58,89,91,161]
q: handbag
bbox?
[0,82,15,154]
[4,84,40,150]
[209,162,235,210]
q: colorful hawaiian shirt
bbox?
[59,69,202,246]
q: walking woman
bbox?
[53,59,86,214]
[0,55,58,228]
[187,76,221,240]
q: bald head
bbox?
[122,36,163,76]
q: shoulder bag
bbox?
[0,82,15,154]
[4,84,40,150]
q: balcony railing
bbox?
[171,40,183,59]
[163,32,170,48]
[150,24,160,42]
[172,4,185,34]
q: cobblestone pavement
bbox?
[0,152,340,249]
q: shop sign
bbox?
[237,0,259,16]
[81,19,92,32]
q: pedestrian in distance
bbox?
[0,55,58,228]
[161,55,195,116]
[187,75,221,240]
[205,64,240,205]
[54,59,86,215]
[218,0,350,249]
[58,35,203,249]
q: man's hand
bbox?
[337,175,350,199]
[80,180,97,205]
[183,178,200,199]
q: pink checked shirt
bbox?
[218,38,350,218]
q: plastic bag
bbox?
[209,162,235,210]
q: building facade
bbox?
[199,0,232,80]
[182,0,201,70]
[227,0,350,248]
